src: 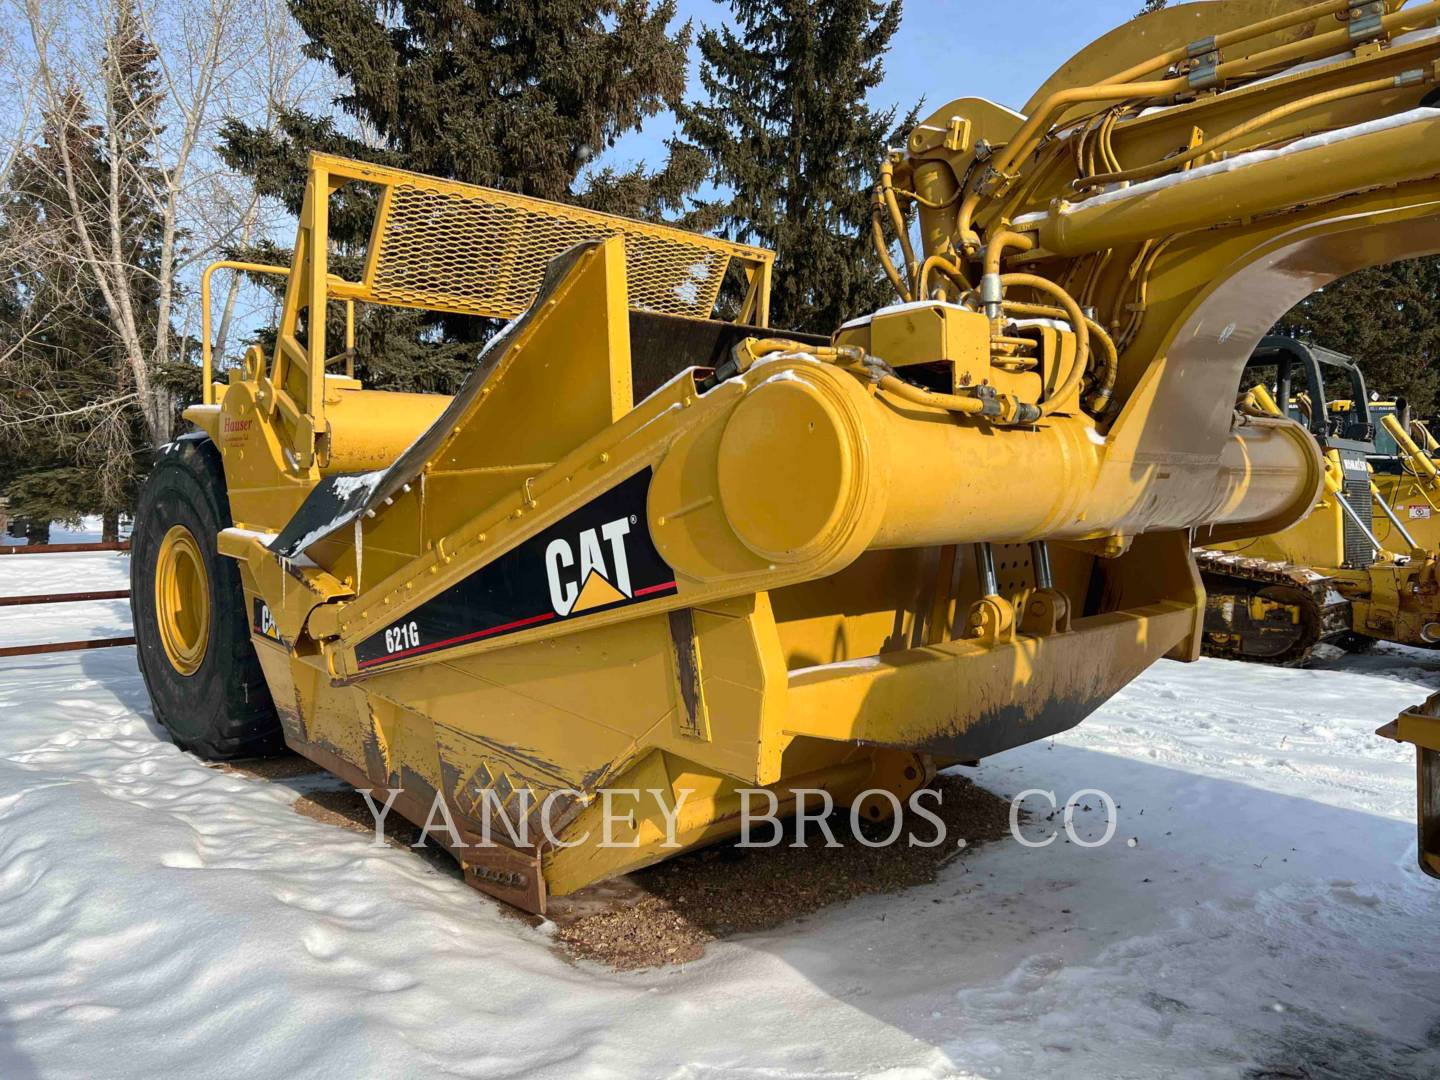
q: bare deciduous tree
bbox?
[12,0,325,447]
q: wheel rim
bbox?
[154,524,211,676]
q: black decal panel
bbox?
[355,468,676,670]
[251,597,286,647]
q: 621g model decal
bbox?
[354,468,677,670]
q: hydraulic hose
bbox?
[982,231,1038,278]
[979,231,1038,317]
[998,273,1090,417]
[873,374,989,417]
[870,191,913,302]
[956,79,1179,250]
[739,338,1033,422]
[1100,0,1358,85]
[735,338,862,370]
[879,160,919,293]
[957,0,1440,248]
[1083,317,1119,414]
[1075,73,1423,191]
[1001,300,1119,416]
[1098,108,1123,173]
[890,183,964,210]
[917,253,971,300]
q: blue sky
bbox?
[593,0,1158,175]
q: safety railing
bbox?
[200,260,297,406]
[203,153,776,468]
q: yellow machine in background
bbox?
[1368,404,1440,551]
[1200,338,1440,662]
[1309,394,1440,554]
[131,0,1440,911]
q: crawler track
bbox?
[1196,550,1351,666]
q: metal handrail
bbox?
[199,260,290,406]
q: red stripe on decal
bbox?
[357,611,556,668]
[356,581,680,669]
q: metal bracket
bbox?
[969,384,1004,417]
[975,164,1012,197]
[1186,36,1221,92]
[963,594,1017,645]
[1346,0,1387,44]
[945,115,973,153]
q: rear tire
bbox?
[131,435,283,759]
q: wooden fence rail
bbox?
[0,541,134,657]
[0,541,131,555]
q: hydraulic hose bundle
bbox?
[869,0,1440,427]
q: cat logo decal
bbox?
[355,468,676,670]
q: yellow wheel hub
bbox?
[155,524,211,676]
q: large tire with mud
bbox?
[131,435,283,760]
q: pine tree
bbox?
[1136,0,1168,16]
[676,0,915,334]
[218,0,706,394]
[1273,260,1440,414]
[0,96,143,528]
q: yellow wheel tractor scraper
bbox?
[133,1,1440,911]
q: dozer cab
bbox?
[1199,336,1440,662]
[133,0,1440,911]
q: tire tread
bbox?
[130,435,283,760]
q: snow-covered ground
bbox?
[2,533,1439,1079]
